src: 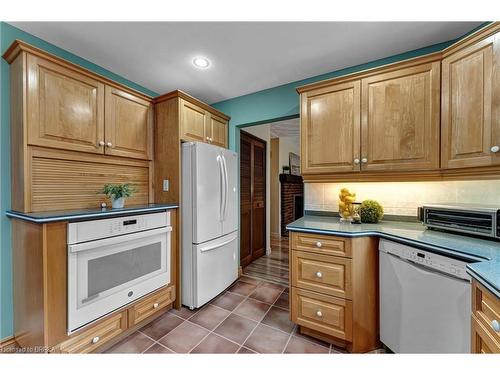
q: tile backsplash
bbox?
[304,180,500,217]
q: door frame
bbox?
[239,130,267,268]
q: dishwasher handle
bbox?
[384,251,470,283]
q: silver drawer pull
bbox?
[315,271,323,278]
[153,303,159,309]
[91,336,100,344]
[315,241,322,248]
[490,145,500,153]
[492,319,500,332]
[316,310,323,318]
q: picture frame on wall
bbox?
[289,152,300,175]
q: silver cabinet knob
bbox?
[206,136,210,141]
[492,319,500,332]
[153,303,159,309]
[361,157,368,163]
[91,336,100,344]
[316,310,323,318]
[354,158,360,164]
[315,241,322,248]
[491,145,500,153]
[98,141,105,147]
[106,142,113,148]
[315,271,323,278]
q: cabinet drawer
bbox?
[291,287,352,341]
[128,285,175,327]
[472,280,500,343]
[291,232,351,258]
[291,251,352,299]
[59,311,127,353]
[472,315,500,353]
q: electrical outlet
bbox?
[163,179,169,192]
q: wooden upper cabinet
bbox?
[361,62,441,171]
[208,114,228,148]
[301,81,361,174]
[27,54,105,154]
[441,32,500,169]
[105,86,153,160]
[180,99,208,142]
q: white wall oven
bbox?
[68,212,171,333]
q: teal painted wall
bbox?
[0,22,159,340]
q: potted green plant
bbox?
[101,183,137,209]
[359,199,384,223]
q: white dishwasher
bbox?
[379,239,472,353]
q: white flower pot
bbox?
[111,197,125,209]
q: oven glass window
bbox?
[88,242,163,297]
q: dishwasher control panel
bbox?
[379,239,471,281]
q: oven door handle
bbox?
[68,226,171,253]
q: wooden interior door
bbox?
[180,99,207,142]
[360,62,440,171]
[27,54,105,154]
[300,81,361,174]
[240,131,267,268]
[441,33,500,169]
[104,86,153,160]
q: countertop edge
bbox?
[287,224,500,297]
[6,204,179,223]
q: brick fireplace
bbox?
[280,174,304,236]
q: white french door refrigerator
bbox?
[181,142,238,309]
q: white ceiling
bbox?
[270,118,300,138]
[11,22,483,103]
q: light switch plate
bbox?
[163,179,169,192]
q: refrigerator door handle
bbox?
[221,154,229,221]
[217,155,225,221]
[199,234,237,252]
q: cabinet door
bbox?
[208,114,228,148]
[180,99,208,142]
[104,86,153,160]
[442,33,500,169]
[27,54,105,154]
[301,81,361,174]
[361,62,440,171]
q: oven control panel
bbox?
[68,211,171,244]
[379,239,471,281]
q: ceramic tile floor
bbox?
[105,276,347,354]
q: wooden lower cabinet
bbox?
[471,279,500,353]
[58,311,128,354]
[289,232,379,353]
[57,285,175,353]
[128,285,176,327]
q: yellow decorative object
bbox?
[338,188,356,222]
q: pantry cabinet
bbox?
[441,31,500,169]
[26,54,105,154]
[300,81,361,174]
[361,62,440,171]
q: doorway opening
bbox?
[239,118,302,286]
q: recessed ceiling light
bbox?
[192,56,210,69]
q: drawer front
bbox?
[59,311,127,353]
[472,315,500,353]
[291,251,352,299]
[291,232,351,258]
[128,285,175,327]
[291,287,352,341]
[472,280,500,342]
